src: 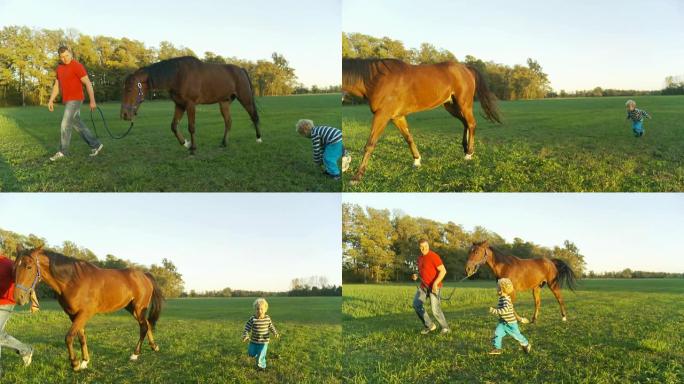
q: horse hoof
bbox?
[256,138,262,144]
[464,153,473,160]
[183,139,191,149]
[562,316,567,322]
[413,158,422,167]
[79,360,89,370]
[129,354,139,361]
[349,179,360,186]
[152,345,160,352]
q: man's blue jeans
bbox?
[413,286,449,329]
[60,101,101,154]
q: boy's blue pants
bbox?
[492,321,528,349]
[248,342,269,368]
[632,120,644,136]
[323,141,343,176]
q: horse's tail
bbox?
[466,65,502,124]
[552,259,577,292]
[145,272,164,329]
[239,67,261,139]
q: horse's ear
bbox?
[482,240,489,246]
[16,243,24,253]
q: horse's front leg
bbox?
[65,314,91,371]
[350,112,390,184]
[171,104,189,148]
[531,287,541,323]
[77,329,89,369]
[186,103,197,154]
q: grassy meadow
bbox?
[342,279,683,383]
[342,95,684,191]
[0,94,340,192]
[2,297,341,383]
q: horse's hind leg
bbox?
[219,101,232,147]
[392,116,421,167]
[531,287,541,323]
[549,282,568,321]
[130,307,149,360]
[443,102,469,155]
[351,111,391,184]
[171,104,189,148]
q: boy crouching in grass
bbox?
[242,298,280,370]
[488,278,531,355]
[296,119,350,180]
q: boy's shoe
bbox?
[440,328,451,335]
[50,151,65,161]
[21,347,33,366]
[488,349,503,355]
[420,324,437,334]
[341,154,351,173]
[522,343,531,354]
[90,143,104,157]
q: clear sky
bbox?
[0,193,342,292]
[342,193,684,273]
[0,0,341,87]
[343,0,684,92]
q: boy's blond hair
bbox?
[295,119,314,135]
[497,278,515,294]
[625,99,636,107]
[253,297,269,312]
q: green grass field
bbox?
[343,280,683,383]
[2,297,341,383]
[0,94,340,191]
[342,96,684,191]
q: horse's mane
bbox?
[487,245,518,265]
[41,249,96,282]
[141,56,202,89]
[342,58,408,89]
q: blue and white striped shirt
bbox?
[489,295,518,324]
[626,108,650,122]
[242,315,279,344]
[311,126,342,164]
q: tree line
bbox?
[342,32,684,100]
[182,276,341,297]
[0,26,337,107]
[342,204,587,283]
[584,269,683,279]
[0,228,184,297]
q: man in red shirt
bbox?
[0,253,33,373]
[47,46,103,161]
[411,238,450,334]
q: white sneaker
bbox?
[341,155,351,173]
[420,324,437,335]
[21,347,33,366]
[90,143,104,157]
[50,152,65,161]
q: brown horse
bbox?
[121,56,261,154]
[465,240,576,323]
[13,246,163,371]
[342,58,502,183]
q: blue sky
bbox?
[342,193,684,273]
[0,193,342,292]
[343,0,684,92]
[0,0,341,87]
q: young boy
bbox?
[625,99,651,137]
[296,119,350,180]
[488,278,531,355]
[242,298,279,370]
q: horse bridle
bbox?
[15,255,42,295]
[135,82,145,105]
[467,246,490,277]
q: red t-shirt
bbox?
[56,60,88,102]
[0,255,15,305]
[418,250,444,290]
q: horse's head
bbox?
[121,71,149,121]
[13,245,42,306]
[465,240,490,277]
